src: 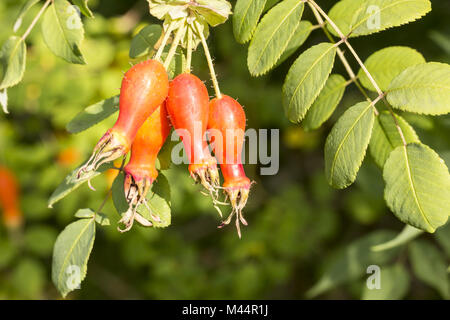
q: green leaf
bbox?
[409,240,449,298]
[0,89,7,113]
[166,48,186,79]
[283,42,337,123]
[52,218,96,298]
[192,0,232,26]
[66,95,119,134]
[303,74,347,131]
[72,0,94,18]
[369,111,420,168]
[328,0,431,38]
[129,25,162,59]
[48,162,112,208]
[435,222,450,258]
[74,208,110,226]
[233,0,267,44]
[387,62,450,115]
[325,101,375,189]
[358,46,425,92]
[0,36,27,90]
[383,143,450,232]
[13,0,40,32]
[306,230,398,298]
[112,172,171,228]
[41,0,86,64]
[372,225,423,252]
[361,264,410,300]
[276,20,312,67]
[247,0,304,76]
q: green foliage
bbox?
[41,0,86,64]
[66,96,119,134]
[361,264,410,300]
[387,62,450,115]
[306,230,398,298]
[233,0,267,44]
[129,24,162,59]
[325,101,375,189]
[358,46,426,92]
[0,36,26,90]
[409,240,449,298]
[13,0,40,32]
[282,42,336,123]
[74,208,110,226]
[247,0,304,76]
[328,0,431,37]
[72,0,94,18]
[383,143,450,232]
[303,74,347,131]
[369,111,420,168]
[52,217,96,298]
[276,20,312,67]
[372,225,423,252]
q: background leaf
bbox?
[52,218,96,298]
[383,143,450,232]
[66,95,119,134]
[233,0,267,44]
[41,0,86,64]
[247,0,304,76]
[0,36,26,90]
[303,74,347,131]
[283,42,336,123]
[361,264,410,300]
[387,62,450,115]
[435,222,450,258]
[409,240,449,299]
[369,111,420,168]
[358,46,426,92]
[372,225,423,252]
[325,101,375,189]
[306,230,398,298]
[129,24,162,59]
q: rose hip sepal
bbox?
[118,103,171,232]
[77,59,169,179]
[166,73,220,192]
[208,95,252,238]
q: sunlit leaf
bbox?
[233,0,267,44]
[0,36,27,90]
[383,143,450,232]
[387,62,450,115]
[72,0,94,18]
[129,24,162,59]
[283,42,336,123]
[369,111,420,168]
[41,0,86,64]
[303,74,347,131]
[66,95,119,134]
[13,0,40,32]
[74,208,110,226]
[358,46,425,92]
[52,218,96,298]
[325,101,375,189]
[276,20,312,67]
[247,0,304,76]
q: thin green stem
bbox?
[154,21,176,62]
[21,0,51,41]
[195,21,222,99]
[186,24,193,73]
[163,20,186,70]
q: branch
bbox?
[21,0,51,41]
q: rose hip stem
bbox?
[118,103,170,232]
[77,59,169,179]
[166,73,220,192]
[0,166,23,230]
[208,95,252,238]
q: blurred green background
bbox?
[0,0,449,299]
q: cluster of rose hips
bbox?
[77,57,252,238]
